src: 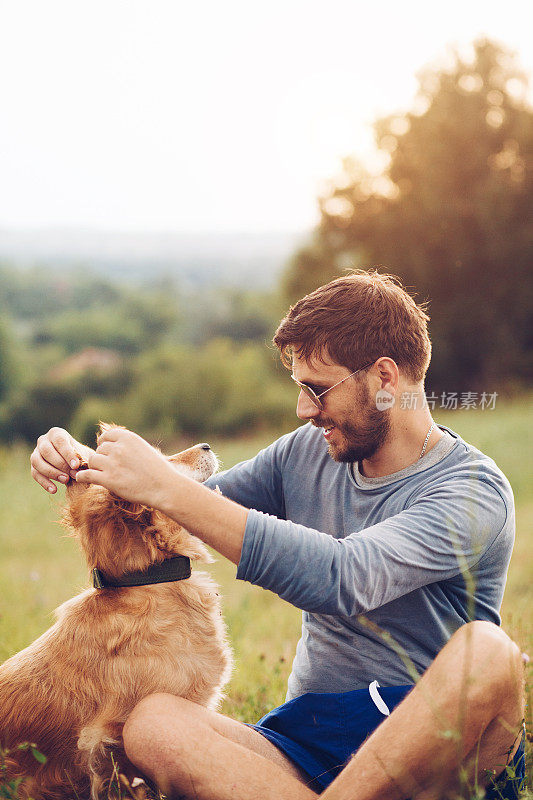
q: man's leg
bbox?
[123,693,319,799]
[321,621,524,800]
[123,621,524,800]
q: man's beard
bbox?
[316,383,391,464]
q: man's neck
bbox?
[360,415,443,479]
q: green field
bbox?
[1,397,532,794]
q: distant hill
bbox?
[0,228,307,289]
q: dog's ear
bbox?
[61,482,91,531]
[63,485,159,575]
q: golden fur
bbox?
[0,427,233,799]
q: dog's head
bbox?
[62,424,219,579]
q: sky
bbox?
[1,0,532,233]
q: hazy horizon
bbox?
[0,227,306,288]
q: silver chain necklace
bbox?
[419,422,436,459]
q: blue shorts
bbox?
[249,685,526,797]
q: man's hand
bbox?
[30,427,92,494]
[74,427,177,512]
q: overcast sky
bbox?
[1,0,532,233]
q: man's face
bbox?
[292,352,390,463]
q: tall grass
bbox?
[0,395,531,796]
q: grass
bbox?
[0,396,532,796]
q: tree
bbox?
[0,316,18,403]
[282,40,533,389]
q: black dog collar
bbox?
[92,556,191,589]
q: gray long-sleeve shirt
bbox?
[205,424,514,700]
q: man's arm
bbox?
[204,436,288,517]
[155,474,249,565]
[30,425,286,565]
[237,479,511,615]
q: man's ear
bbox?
[375,357,399,394]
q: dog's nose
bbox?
[199,443,211,451]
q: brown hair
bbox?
[273,270,431,383]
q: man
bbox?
[31,271,525,799]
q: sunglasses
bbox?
[291,362,374,410]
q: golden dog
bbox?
[0,427,233,799]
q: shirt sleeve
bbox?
[236,478,510,615]
[204,438,287,518]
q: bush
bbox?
[115,340,296,438]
